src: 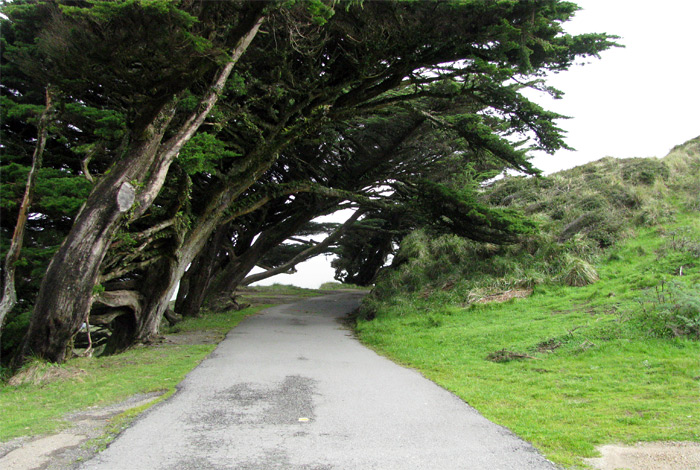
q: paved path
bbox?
[79,293,557,470]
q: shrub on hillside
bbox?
[634,198,674,226]
[603,184,643,209]
[361,137,700,332]
[631,281,700,340]
[621,158,670,185]
[587,214,626,248]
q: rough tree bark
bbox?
[132,218,223,343]
[91,290,145,355]
[174,224,230,317]
[0,87,53,363]
[16,14,265,364]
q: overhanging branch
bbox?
[241,209,364,286]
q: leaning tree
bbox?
[4,0,271,363]
[3,0,617,364]
[109,1,617,349]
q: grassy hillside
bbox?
[356,137,700,468]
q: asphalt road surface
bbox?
[78,293,557,470]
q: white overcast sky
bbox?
[255,0,700,288]
[529,0,700,173]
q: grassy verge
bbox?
[240,283,325,297]
[0,305,264,442]
[356,213,700,468]
[318,281,369,291]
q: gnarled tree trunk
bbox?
[204,208,322,304]
[175,224,230,317]
[92,290,145,355]
[132,217,223,343]
[130,173,318,337]
[17,100,179,364]
[16,15,265,365]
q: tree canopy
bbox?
[0,0,618,365]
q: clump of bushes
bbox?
[630,281,700,339]
[621,158,669,185]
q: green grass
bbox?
[246,283,321,295]
[234,284,325,303]
[318,281,370,291]
[163,304,269,336]
[0,305,263,442]
[356,212,700,469]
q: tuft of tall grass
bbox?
[561,256,599,287]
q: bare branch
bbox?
[80,143,100,183]
[98,258,162,284]
[0,86,53,360]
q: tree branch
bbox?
[98,257,162,284]
[0,86,53,360]
[241,209,364,286]
[109,218,177,250]
[288,237,317,245]
[133,12,267,216]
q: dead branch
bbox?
[0,86,54,362]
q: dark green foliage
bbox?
[34,0,224,125]
[2,0,621,363]
[332,212,407,286]
[332,164,539,286]
[1,310,31,360]
[408,179,537,243]
[177,133,240,175]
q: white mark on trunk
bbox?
[117,182,136,212]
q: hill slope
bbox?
[356,137,700,468]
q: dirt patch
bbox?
[486,348,536,363]
[536,338,562,353]
[585,441,700,470]
[0,392,163,470]
[162,330,222,345]
[474,288,533,304]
